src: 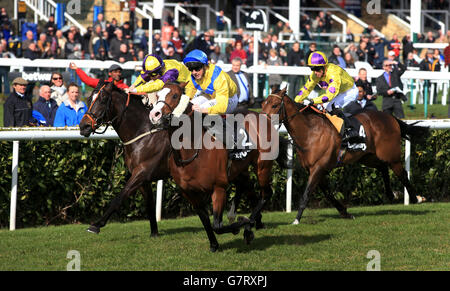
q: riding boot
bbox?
[331,108,364,145]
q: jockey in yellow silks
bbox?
[183,49,238,115]
[295,51,364,147]
[127,54,191,94]
[295,51,357,111]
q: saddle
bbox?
[309,105,367,151]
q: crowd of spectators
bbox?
[1,2,450,126]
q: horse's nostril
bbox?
[155,111,160,117]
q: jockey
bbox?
[294,51,362,145]
[183,49,238,114]
[127,54,191,105]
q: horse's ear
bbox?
[179,82,188,88]
[103,81,115,94]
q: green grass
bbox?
[1,203,449,271]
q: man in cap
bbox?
[3,77,34,127]
[69,62,128,89]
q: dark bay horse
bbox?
[262,88,429,225]
[149,83,281,252]
[79,81,171,236]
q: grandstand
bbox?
[0,0,449,124]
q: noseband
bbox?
[85,84,131,134]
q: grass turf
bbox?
[0,202,449,271]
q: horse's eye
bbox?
[172,94,179,100]
[272,104,279,108]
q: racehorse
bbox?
[262,88,429,224]
[79,80,171,236]
[149,82,282,252]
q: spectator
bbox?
[266,48,283,92]
[109,29,128,60]
[402,34,414,63]
[171,29,185,60]
[115,43,134,63]
[37,33,52,58]
[227,57,254,110]
[81,26,93,59]
[95,47,110,61]
[388,33,402,58]
[106,18,118,42]
[420,50,441,103]
[3,77,33,127]
[194,31,215,56]
[305,42,317,63]
[355,68,374,99]
[44,14,57,34]
[328,45,346,68]
[46,26,58,58]
[209,45,227,65]
[424,31,436,43]
[64,31,82,59]
[356,41,368,62]
[121,21,133,41]
[405,52,420,67]
[53,83,87,127]
[344,42,358,61]
[344,84,378,115]
[94,13,107,31]
[161,21,174,42]
[70,62,128,89]
[152,33,162,56]
[302,23,313,41]
[286,42,304,98]
[0,42,11,94]
[444,36,450,71]
[55,30,66,58]
[33,85,58,126]
[216,10,226,32]
[49,72,68,106]
[375,59,406,118]
[230,40,247,64]
[89,25,107,60]
[159,40,175,60]
[22,30,35,51]
[344,52,356,69]
[372,35,388,68]
[345,28,354,42]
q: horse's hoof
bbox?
[342,213,355,219]
[231,228,240,235]
[292,219,300,225]
[87,225,100,234]
[244,229,254,245]
[150,232,159,238]
[210,244,219,252]
[227,213,236,223]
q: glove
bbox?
[303,99,314,106]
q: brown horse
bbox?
[262,88,429,224]
[149,82,282,252]
[79,80,171,236]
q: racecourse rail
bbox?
[1,119,449,231]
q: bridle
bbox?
[265,92,307,152]
[84,83,131,134]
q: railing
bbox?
[20,0,87,34]
[386,9,449,34]
[2,119,449,230]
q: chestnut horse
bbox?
[149,83,281,252]
[79,81,170,236]
[262,88,429,224]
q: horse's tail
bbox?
[276,135,294,169]
[395,118,430,145]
